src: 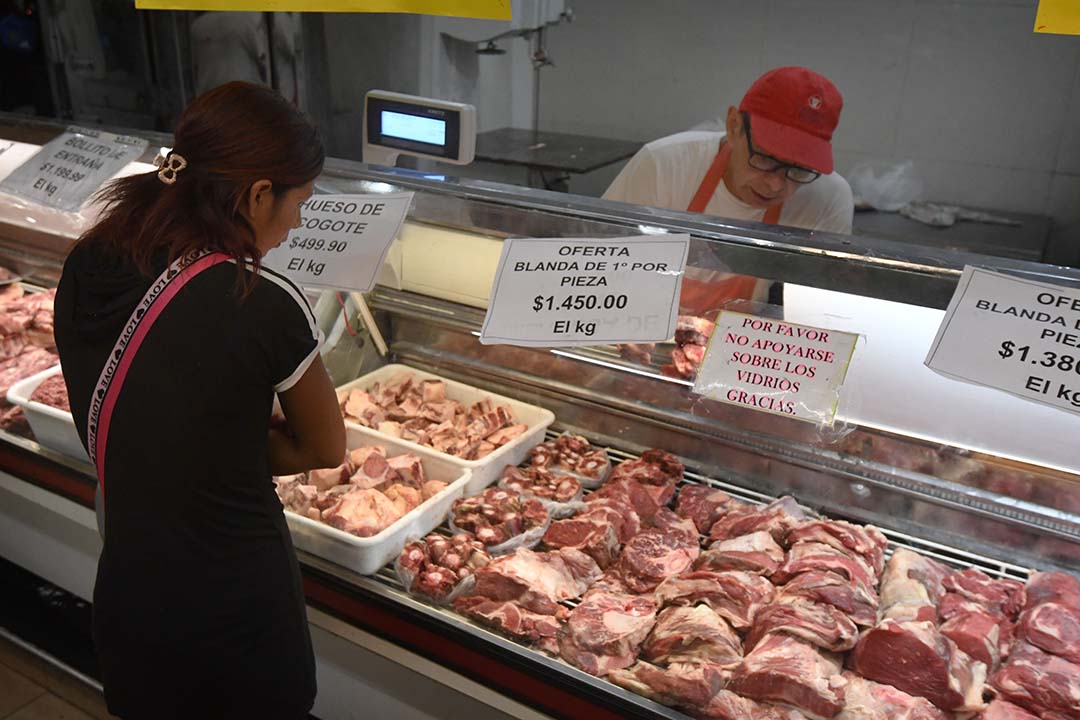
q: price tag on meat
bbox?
[693,311,858,425]
[926,266,1080,415]
[261,192,412,292]
[0,128,148,212]
[479,235,689,347]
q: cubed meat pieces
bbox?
[383,483,422,516]
[557,591,658,676]
[608,661,727,714]
[675,484,742,534]
[321,488,403,537]
[642,604,742,667]
[343,389,385,426]
[654,571,776,631]
[453,596,562,654]
[991,641,1080,720]
[836,672,949,720]
[850,619,987,711]
[421,379,446,403]
[450,488,550,549]
[708,496,809,546]
[786,520,888,577]
[728,634,846,719]
[772,542,877,589]
[777,570,879,628]
[464,547,601,615]
[618,529,700,594]
[499,465,582,503]
[1018,601,1080,665]
[746,598,859,653]
[486,423,527,447]
[308,463,350,492]
[348,452,399,490]
[420,480,448,500]
[698,531,785,576]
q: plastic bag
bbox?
[527,433,612,490]
[393,534,489,606]
[449,513,551,556]
[848,161,923,212]
[449,488,551,556]
[496,465,587,518]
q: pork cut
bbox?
[654,570,776,630]
[607,661,726,714]
[990,641,1080,719]
[463,547,601,615]
[453,596,562,653]
[745,598,859,653]
[676,484,742,534]
[849,618,987,711]
[835,672,948,720]
[728,633,846,719]
[708,496,809,546]
[786,520,887,577]
[772,542,876,589]
[618,528,701,593]
[697,531,785,576]
[777,570,879,628]
[557,591,658,676]
[642,604,742,667]
[975,699,1040,720]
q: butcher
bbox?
[54,82,345,719]
[604,66,854,310]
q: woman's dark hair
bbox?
[80,81,324,288]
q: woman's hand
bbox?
[269,356,345,475]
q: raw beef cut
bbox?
[453,596,562,653]
[386,453,426,487]
[777,570,879,628]
[1023,571,1080,611]
[498,465,582,503]
[878,549,951,622]
[940,592,1015,658]
[618,528,701,593]
[991,641,1080,720]
[786,520,888,576]
[528,434,611,482]
[835,672,949,720]
[728,634,846,718]
[322,488,403,537]
[772,542,876,589]
[708,496,809,546]
[541,506,622,568]
[654,571,776,630]
[697,531,785,576]
[29,374,70,411]
[609,448,685,485]
[976,699,1040,720]
[944,568,1026,619]
[745,598,859,653]
[608,661,726,713]
[557,591,657,676]
[396,533,492,602]
[642,605,742,667]
[940,607,1002,670]
[0,348,58,400]
[1017,601,1080,665]
[450,488,549,549]
[587,476,670,522]
[849,618,987,711]
[309,463,351,492]
[650,507,701,545]
[348,450,399,490]
[676,484,742,534]
[463,547,601,615]
[580,495,641,542]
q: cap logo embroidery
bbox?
[808,95,823,110]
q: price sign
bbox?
[479,235,689,347]
[0,128,148,212]
[261,192,412,292]
[693,311,858,425]
[927,266,1080,415]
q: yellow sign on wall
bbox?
[1034,0,1080,35]
[134,0,511,20]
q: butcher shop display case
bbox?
[1,112,1079,720]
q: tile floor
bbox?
[0,635,116,720]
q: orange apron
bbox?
[680,140,782,313]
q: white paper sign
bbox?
[479,235,689,347]
[693,311,858,425]
[926,266,1080,415]
[0,128,148,212]
[262,192,412,292]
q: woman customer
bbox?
[54,81,346,719]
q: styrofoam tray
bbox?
[337,363,555,494]
[6,365,89,463]
[284,425,472,575]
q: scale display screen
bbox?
[381,111,446,146]
[366,96,461,161]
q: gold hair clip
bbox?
[154,152,188,185]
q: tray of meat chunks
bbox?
[7,364,84,462]
[336,364,554,494]
[276,425,472,576]
[385,435,1079,720]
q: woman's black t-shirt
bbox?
[54,242,322,718]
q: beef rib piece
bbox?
[991,641,1080,720]
[453,596,562,653]
[772,542,876,589]
[1017,601,1080,665]
[607,661,726,714]
[728,633,846,719]
[708,496,809,547]
[777,570,879,628]
[944,568,1026,619]
[849,618,987,711]
[745,598,859,653]
[654,570,776,630]
[975,699,1041,720]
[940,607,1002,670]
[542,507,622,568]
[464,547,601,615]
[1023,571,1080,612]
[676,484,742,534]
[642,604,743,667]
[878,549,951,622]
[786,520,888,577]
[557,591,658,676]
[698,531,785,576]
[618,529,701,593]
[835,672,949,720]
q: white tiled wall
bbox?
[541,0,1080,253]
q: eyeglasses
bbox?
[742,113,821,184]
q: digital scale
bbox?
[362,90,477,167]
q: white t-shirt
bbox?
[604,131,854,235]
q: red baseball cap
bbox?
[738,66,843,174]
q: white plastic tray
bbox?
[337,363,555,494]
[284,425,472,575]
[6,365,89,463]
